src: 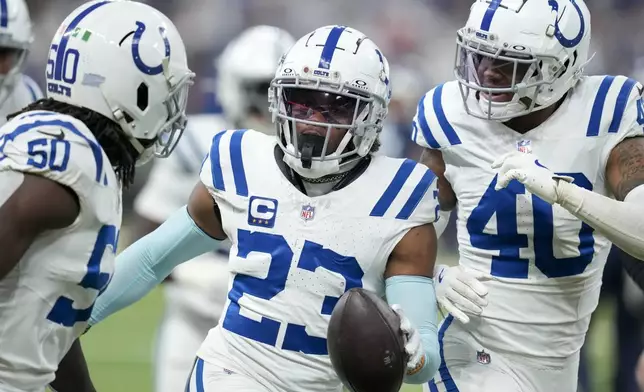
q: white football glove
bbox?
[390,304,425,376]
[434,265,490,324]
[491,151,573,205]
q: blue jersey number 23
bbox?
[223,229,364,355]
[467,173,595,279]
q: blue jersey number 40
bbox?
[467,173,595,279]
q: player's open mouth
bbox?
[480,92,514,102]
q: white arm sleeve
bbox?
[557,181,644,260]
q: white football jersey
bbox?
[196,129,439,392]
[0,75,43,125]
[0,111,121,391]
[134,113,230,316]
[413,76,644,360]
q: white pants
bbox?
[422,315,580,392]
[153,255,229,392]
[185,357,270,392]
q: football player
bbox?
[89,25,445,391]
[414,0,644,391]
[132,25,295,392]
[0,1,194,391]
[0,0,44,123]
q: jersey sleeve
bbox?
[396,162,440,227]
[411,83,463,150]
[600,76,644,169]
[199,129,251,201]
[0,115,110,212]
[368,159,441,225]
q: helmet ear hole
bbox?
[136,82,149,111]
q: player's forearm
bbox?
[89,206,221,325]
[50,339,95,392]
[385,275,440,384]
[557,182,644,260]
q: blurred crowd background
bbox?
[23,1,644,391]
[25,0,644,193]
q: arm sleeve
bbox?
[89,206,221,325]
[385,275,440,384]
[557,182,644,260]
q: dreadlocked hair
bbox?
[8,98,139,187]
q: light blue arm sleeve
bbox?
[89,206,222,326]
[385,275,440,384]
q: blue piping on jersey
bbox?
[370,159,416,217]
[416,95,441,149]
[209,130,249,196]
[318,26,346,70]
[411,120,419,143]
[396,169,436,220]
[0,0,8,28]
[427,314,460,391]
[586,76,615,137]
[229,129,248,197]
[20,111,58,119]
[609,78,638,133]
[480,0,502,31]
[195,358,205,392]
[209,132,226,191]
[1,116,104,182]
[433,84,462,146]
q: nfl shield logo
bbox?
[476,350,491,365]
[516,139,532,153]
[300,204,315,221]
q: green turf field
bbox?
[81,285,615,392]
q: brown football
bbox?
[327,288,407,392]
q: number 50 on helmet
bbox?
[45,0,195,160]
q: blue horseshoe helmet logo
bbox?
[548,0,585,48]
[131,21,171,75]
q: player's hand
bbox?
[491,151,573,204]
[435,265,489,324]
[390,304,425,376]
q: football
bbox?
[327,287,407,392]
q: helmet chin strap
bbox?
[283,143,341,179]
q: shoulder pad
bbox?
[0,111,114,193]
[582,75,642,138]
[368,158,439,224]
[411,81,463,150]
[200,129,269,198]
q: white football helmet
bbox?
[269,25,391,178]
[0,0,33,103]
[455,0,591,120]
[216,25,294,134]
[46,0,195,161]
